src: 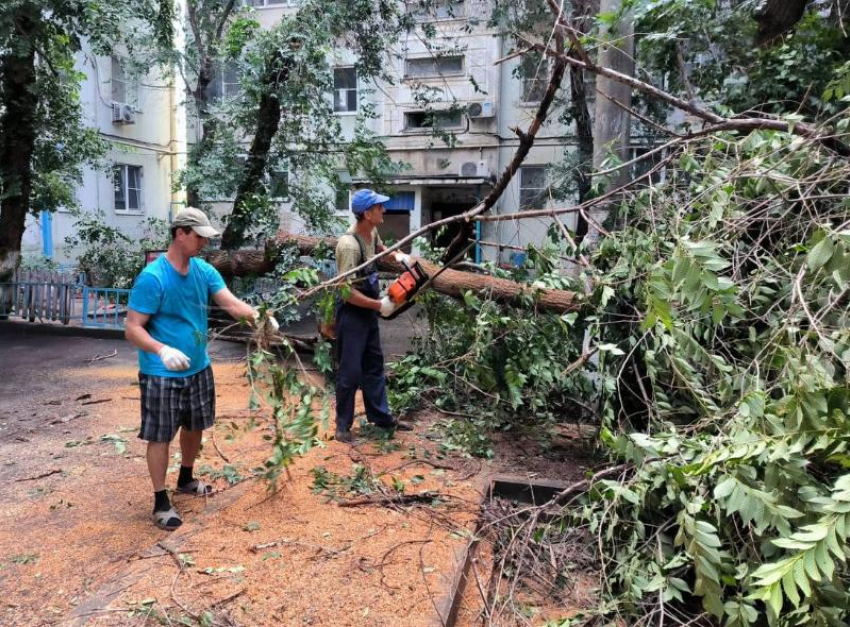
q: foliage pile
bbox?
[387,250,594,456]
[549,116,850,625]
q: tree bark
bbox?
[185,0,237,208]
[755,0,811,47]
[219,49,291,249]
[206,232,581,313]
[568,0,596,242]
[0,9,38,311]
[584,0,634,250]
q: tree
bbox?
[755,0,812,46]
[585,0,634,249]
[182,0,241,208]
[172,0,411,249]
[0,0,164,309]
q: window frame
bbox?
[113,164,143,214]
[519,55,549,104]
[403,109,464,132]
[519,166,548,210]
[111,56,138,107]
[242,0,299,6]
[333,66,358,114]
[404,55,465,79]
[406,0,465,21]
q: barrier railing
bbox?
[80,286,131,329]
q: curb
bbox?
[0,320,125,341]
[432,475,573,626]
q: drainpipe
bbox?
[169,0,188,216]
[41,211,53,259]
[474,183,482,264]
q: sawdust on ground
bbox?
[0,357,594,627]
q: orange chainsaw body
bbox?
[388,261,428,305]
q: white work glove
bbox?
[379,295,397,318]
[158,345,191,371]
[253,309,280,332]
[393,252,412,265]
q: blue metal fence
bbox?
[81,286,131,329]
[1,270,130,329]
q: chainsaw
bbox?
[382,241,475,320]
[383,258,429,320]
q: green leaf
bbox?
[808,236,834,271]
[782,569,801,608]
[768,582,784,617]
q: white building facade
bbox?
[254,0,587,264]
[22,34,187,266]
[25,0,591,269]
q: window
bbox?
[211,61,240,100]
[404,110,463,130]
[114,165,142,213]
[405,55,464,79]
[333,67,357,113]
[407,0,465,20]
[243,0,298,6]
[520,55,548,103]
[629,146,665,186]
[335,186,349,212]
[269,169,290,200]
[519,166,548,210]
[111,57,138,106]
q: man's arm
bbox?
[344,286,382,311]
[125,309,164,354]
[212,287,257,322]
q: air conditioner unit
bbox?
[459,160,490,178]
[467,101,495,119]
[112,102,136,124]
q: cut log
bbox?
[205,232,581,314]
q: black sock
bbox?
[154,489,171,513]
[177,465,194,488]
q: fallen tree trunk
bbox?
[206,232,581,313]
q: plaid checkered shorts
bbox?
[138,366,216,442]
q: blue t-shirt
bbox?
[128,255,226,377]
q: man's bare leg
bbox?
[146,441,170,492]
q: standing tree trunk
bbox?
[584,0,634,250]
[184,0,237,208]
[569,0,597,242]
[0,9,38,313]
[186,57,217,208]
[755,0,811,47]
[219,49,292,249]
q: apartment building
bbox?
[21,24,187,265]
[253,0,585,263]
[24,0,586,267]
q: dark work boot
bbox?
[335,430,353,443]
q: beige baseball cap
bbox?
[171,207,220,238]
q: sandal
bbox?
[152,506,182,531]
[176,479,213,496]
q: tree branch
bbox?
[526,39,850,157]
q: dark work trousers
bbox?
[335,303,394,431]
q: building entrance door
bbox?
[431,198,477,260]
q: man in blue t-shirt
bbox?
[126,207,278,531]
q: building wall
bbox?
[28,0,600,272]
[22,28,184,267]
